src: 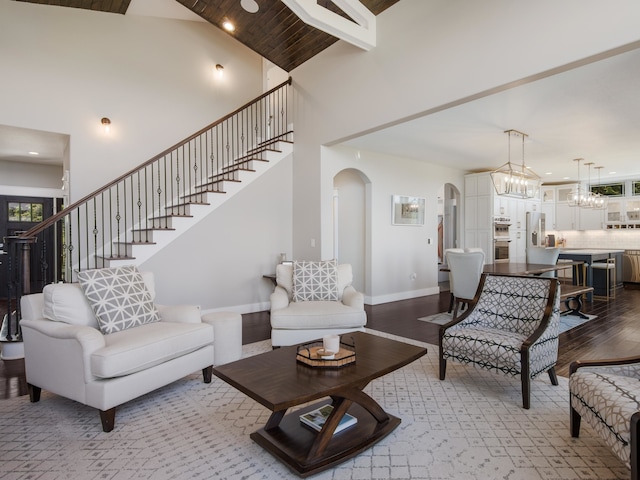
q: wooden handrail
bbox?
[19,77,292,239]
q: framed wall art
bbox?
[391,195,425,226]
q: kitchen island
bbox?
[558,249,624,299]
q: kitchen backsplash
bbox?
[548,229,640,249]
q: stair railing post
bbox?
[3,235,36,342]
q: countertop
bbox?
[560,249,625,254]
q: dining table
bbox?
[440,261,585,277]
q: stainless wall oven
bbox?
[493,216,511,263]
[494,239,511,263]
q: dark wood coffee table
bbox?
[212,331,426,477]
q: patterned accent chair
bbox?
[569,356,640,479]
[439,273,560,409]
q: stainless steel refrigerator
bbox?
[526,211,546,250]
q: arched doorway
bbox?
[333,169,370,295]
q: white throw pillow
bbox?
[292,259,339,302]
[77,265,159,335]
[43,283,99,329]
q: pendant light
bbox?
[583,162,596,209]
[567,158,590,207]
[490,129,541,199]
[592,166,608,210]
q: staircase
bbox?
[3,78,293,331]
[107,138,292,268]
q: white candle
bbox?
[323,334,340,353]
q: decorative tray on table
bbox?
[296,337,356,369]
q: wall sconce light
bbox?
[215,64,224,78]
[101,117,111,134]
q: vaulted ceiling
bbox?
[15,0,400,72]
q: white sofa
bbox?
[20,270,218,432]
[269,261,367,347]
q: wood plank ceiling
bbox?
[15,0,400,72]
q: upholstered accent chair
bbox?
[445,250,485,318]
[20,267,217,432]
[439,273,561,409]
[269,260,367,347]
[569,356,640,479]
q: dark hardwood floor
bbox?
[3,284,639,399]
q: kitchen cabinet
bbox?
[579,206,605,230]
[543,184,605,231]
[554,186,576,230]
[465,172,540,263]
[605,198,640,228]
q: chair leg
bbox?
[548,367,559,386]
[202,366,213,383]
[448,293,454,313]
[27,383,41,403]
[521,376,531,409]
[631,412,640,480]
[570,406,582,437]
[439,356,447,380]
[100,407,116,432]
[452,301,460,319]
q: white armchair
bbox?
[270,260,367,347]
[20,267,215,432]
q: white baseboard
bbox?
[366,286,440,306]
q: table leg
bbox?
[307,387,391,461]
[264,409,286,431]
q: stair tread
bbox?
[131,227,176,232]
[113,241,157,246]
[149,214,194,220]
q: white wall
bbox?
[324,145,464,303]
[0,1,264,200]
[290,0,640,302]
[141,156,292,313]
[0,161,62,190]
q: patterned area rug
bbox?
[418,312,599,334]
[0,330,625,480]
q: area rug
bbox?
[0,330,626,480]
[419,311,599,334]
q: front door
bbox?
[0,195,57,299]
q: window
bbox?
[8,202,44,222]
[591,183,624,197]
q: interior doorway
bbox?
[0,195,59,300]
[333,169,370,295]
[437,183,461,283]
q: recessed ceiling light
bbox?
[609,171,617,175]
[545,172,552,175]
[563,176,570,180]
[240,0,259,13]
[28,151,39,155]
[222,20,235,32]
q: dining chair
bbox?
[444,248,465,313]
[526,247,560,278]
[445,250,485,318]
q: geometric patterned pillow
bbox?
[76,265,159,335]
[292,259,339,302]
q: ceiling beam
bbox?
[281,0,376,50]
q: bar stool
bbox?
[592,258,616,300]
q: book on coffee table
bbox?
[299,404,357,434]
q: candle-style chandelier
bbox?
[490,129,541,199]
